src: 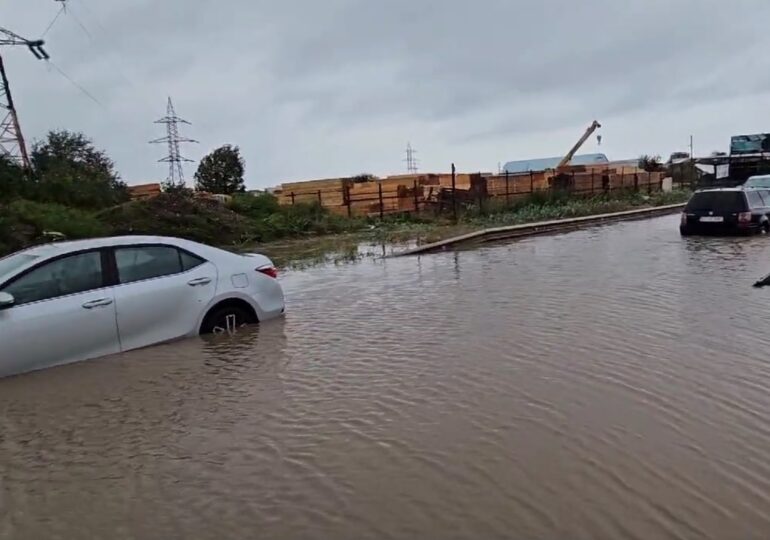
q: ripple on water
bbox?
[5,215,770,539]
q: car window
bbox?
[0,252,38,278]
[1,251,103,305]
[686,191,748,212]
[115,246,184,284]
[747,190,764,208]
[746,175,770,188]
[180,251,205,271]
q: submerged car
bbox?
[0,236,284,378]
[680,188,770,236]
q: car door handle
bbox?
[187,277,212,286]
[82,298,114,309]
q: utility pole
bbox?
[150,97,198,189]
[0,29,49,170]
[689,135,694,159]
[405,142,419,174]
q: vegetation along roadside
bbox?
[0,130,690,259]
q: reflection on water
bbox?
[258,235,398,271]
[5,215,770,539]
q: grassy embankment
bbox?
[0,189,691,261]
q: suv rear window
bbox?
[686,191,748,212]
[747,190,766,208]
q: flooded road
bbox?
[5,214,770,539]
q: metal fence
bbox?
[285,163,666,222]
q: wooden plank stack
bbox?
[274,166,664,218]
[278,173,446,217]
[278,178,348,213]
[485,172,549,198]
[127,183,162,201]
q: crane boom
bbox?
[556,120,601,169]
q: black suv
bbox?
[680,188,770,236]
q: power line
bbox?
[67,5,94,41]
[72,0,109,35]
[150,97,198,188]
[54,0,163,121]
[41,4,66,38]
[45,60,103,108]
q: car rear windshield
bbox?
[686,191,748,212]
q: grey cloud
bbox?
[2,0,770,187]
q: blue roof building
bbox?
[503,153,609,174]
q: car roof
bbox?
[694,187,750,193]
[0,236,235,283]
[19,235,205,258]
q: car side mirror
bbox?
[0,292,15,309]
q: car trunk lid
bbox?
[684,191,747,225]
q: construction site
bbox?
[274,121,667,219]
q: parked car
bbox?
[680,188,770,236]
[743,174,770,189]
[0,236,284,378]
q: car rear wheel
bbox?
[200,305,257,335]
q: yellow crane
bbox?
[556,120,601,170]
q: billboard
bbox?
[730,133,770,155]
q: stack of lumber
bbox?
[348,177,417,216]
[278,178,348,212]
[556,170,664,194]
[437,173,473,190]
[277,171,506,217]
[127,183,162,201]
[485,172,549,198]
[566,161,645,176]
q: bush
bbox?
[8,200,108,238]
[229,193,281,219]
[230,194,363,242]
[0,200,110,255]
[98,192,252,246]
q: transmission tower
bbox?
[0,29,49,170]
[150,97,198,188]
[404,142,419,174]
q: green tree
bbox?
[638,154,664,172]
[0,156,26,200]
[194,145,246,194]
[351,173,378,183]
[161,179,193,196]
[30,130,128,208]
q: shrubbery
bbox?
[0,128,691,257]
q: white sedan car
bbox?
[0,236,284,378]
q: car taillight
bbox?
[257,266,278,279]
[739,212,752,223]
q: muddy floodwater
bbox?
[6,215,770,539]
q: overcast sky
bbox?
[3,0,770,188]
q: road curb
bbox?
[394,203,686,256]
